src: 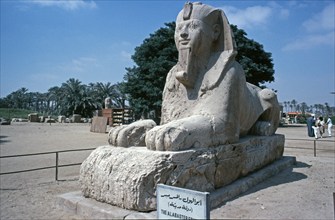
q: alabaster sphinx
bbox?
[80,2,283,212]
[108,2,280,150]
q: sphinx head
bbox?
[174,2,236,88]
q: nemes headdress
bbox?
[176,2,236,53]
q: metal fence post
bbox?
[56,152,59,181]
[313,140,316,157]
[0,148,96,178]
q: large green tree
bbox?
[123,22,177,122]
[123,22,275,122]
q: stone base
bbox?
[80,135,285,211]
[61,156,295,219]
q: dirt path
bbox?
[0,123,334,219]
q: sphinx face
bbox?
[174,19,214,88]
[175,19,213,55]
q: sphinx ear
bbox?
[212,24,221,41]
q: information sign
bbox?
[156,184,210,219]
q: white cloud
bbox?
[302,3,334,32]
[279,8,290,20]
[120,51,132,61]
[282,31,334,51]
[16,4,31,11]
[120,41,131,47]
[221,5,272,29]
[29,0,97,11]
[267,1,290,20]
[283,3,335,51]
[31,72,59,81]
[58,57,98,73]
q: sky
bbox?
[1,0,334,107]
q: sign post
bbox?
[156,184,210,219]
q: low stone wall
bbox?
[80,134,284,211]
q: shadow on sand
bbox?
[280,124,307,128]
[215,160,310,208]
[0,135,11,145]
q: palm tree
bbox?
[324,102,330,116]
[319,104,325,115]
[289,104,293,112]
[9,87,28,109]
[291,99,297,112]
[296,104,301,113]
[47,86,62,115]
[111,83,127,108]
[313,104,318,114]
[60,78,92,116]
[283,101,288,112]
[301,102,308,114]
[26,92,43,112]
[89,82,114,109]
[89,82,126,109]
[79,85,96,117]
[309,105,314,113]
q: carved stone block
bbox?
[80,134,284,211]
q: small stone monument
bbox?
[80,2,284,212]
[104,97,111,109]
[58,115,66,123]
[28,113,39,122]
[71,114,81,123]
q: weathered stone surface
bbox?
[61,156,295,219]
[71,114,81,123]
[58,115,66,123]
[80,134,284,211]
[108,119,156,147]
[90,116,108,133]
[28,113,39,122]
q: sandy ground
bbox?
[0,122,334,219]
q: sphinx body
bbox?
[80,3,285,212]
[108,2,279,151]
[150,56,279,151]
